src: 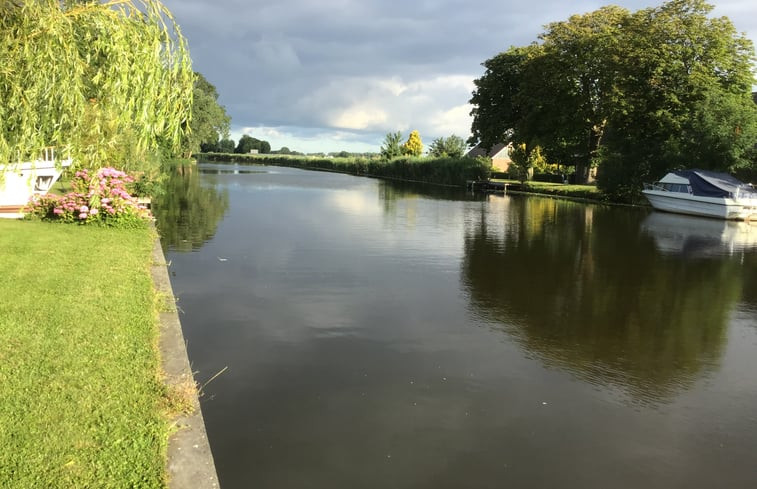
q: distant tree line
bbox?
[468,0,757,201]
[201,134,316,155]
[201,135,272,154]
[200,152,491,186]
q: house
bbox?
[466,142,513,172]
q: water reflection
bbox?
[641,212,757,258]
[200,168,267,175]
[741,252,757,310]
[153,164,230,252]
[378,179,481,202]
[461,195,743,403]
[159,167,757,489]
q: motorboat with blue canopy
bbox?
[642,169,757,220]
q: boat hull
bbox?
[0,158,71,218]
[642,189,757,220]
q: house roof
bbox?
[466,142,511,159]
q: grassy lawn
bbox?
[492,178,605,201]
[0,220,169,488]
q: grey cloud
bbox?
[163,0,757,151]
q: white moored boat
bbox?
[0,148,72,218]
[642,169,757,221]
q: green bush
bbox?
[25,167,150,228]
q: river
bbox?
[154,163,757,489]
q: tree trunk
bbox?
[576,122,605,185]
[575,161,590,184]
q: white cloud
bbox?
[293,74,476,141]
[330,105,389,130]
[231,125,380,153]
[430,104,473,139]
[329,190,380,215]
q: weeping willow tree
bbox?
[0,0,194,175]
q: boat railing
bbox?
[33,147,71,164]
[1,147,72,173]
[41,147,56,162]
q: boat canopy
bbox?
[658,173,690,185]
[665,169,749,198]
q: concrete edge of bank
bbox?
[150,233,221,489]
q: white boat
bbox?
[0,148,72,218]
[642,169,757,220]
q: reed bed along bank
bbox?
[199,153,491,187]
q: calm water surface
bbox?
[154,163,757,489]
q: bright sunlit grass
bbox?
[492,178,604,200]
[0,220,168,488]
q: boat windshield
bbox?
[659,183,692,194]
[736,184,757,200]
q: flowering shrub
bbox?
[25,167,151,228]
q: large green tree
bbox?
[217,138,236,154]
[471,7,630,184]
[234,134,270,154]
[235,135,257,154]
[0,0,193,173]
[469,0,757,194]
[526,6,629,183]
[599,0,757,200]
[429,135,467,158]
[469,46,533,152]
[380,131,403,159]
[183,72,230,157]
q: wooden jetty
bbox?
[467,180,507,193]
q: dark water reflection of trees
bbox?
[460,195,749,404]
[153,164,229,252]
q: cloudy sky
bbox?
[161,0,757,154]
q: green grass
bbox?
[492,178,606,201]
[50,177,71,195]
[0,220,169,488]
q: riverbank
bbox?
[197,153,626,205]
[199,153,490,187]
[0,220,214,488]
[490,179,609,202]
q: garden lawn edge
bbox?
[152,230,220,489]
